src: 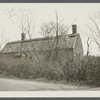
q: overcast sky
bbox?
[0,3,100,56]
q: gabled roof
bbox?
[0,34,78,54]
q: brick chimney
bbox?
[21,33,26,41]
[72,24,77,34]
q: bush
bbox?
[62,56,100,86]
[0,56,100,86]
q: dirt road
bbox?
[0,78,95,91]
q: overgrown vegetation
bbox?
[0,56,100,86]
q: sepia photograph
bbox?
[0,3,100,93]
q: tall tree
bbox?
[86,37,92,56]
[88,12,100,53]
[0,30,8,50]
[4,8,40,62]
[40,11,77,60]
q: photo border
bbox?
[0,0,100,99]
[0,0,99,3]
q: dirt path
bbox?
[0,78,92,91]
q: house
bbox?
[0,25,84,63]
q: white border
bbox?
[0,3,100,97]
[0,91,100,97]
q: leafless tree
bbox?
[0,30,9,51]
[40,18,68,60]
[3,8,41,62]
[40,11,77,60]
[4,8,35,35]
[86,37,92,56]
[87,13,100,53]
[40,22,68,60]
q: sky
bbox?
[0,3,100,55]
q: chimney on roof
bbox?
[21,33,26,41]
[72,24,77,34]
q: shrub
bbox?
[0,56,100,86]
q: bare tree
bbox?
[88,13,100,53]
[4,8,35,37]
[41,21,69,59]
[40,21,68,60]
[79,28,93,56]
[86,37,92,56]
[3,8,41,62]
[0,29,9,51]
[55,10,59,53]
[40,11,77,60]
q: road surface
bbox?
[0,78,98,91]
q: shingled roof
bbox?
[0,34,78,54]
